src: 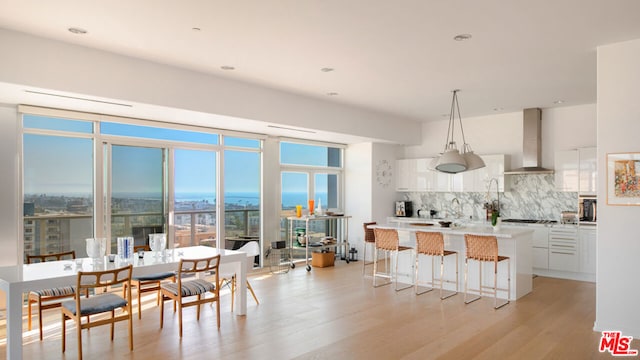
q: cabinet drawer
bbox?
[549,250,578,272]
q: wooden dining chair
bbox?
[123,244,176,319]
[159,255,221,337]
[27,250,85,340]
[61,264,133,360]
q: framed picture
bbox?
[607,152,640,205]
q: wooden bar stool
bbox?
[372,228,413,291]
[362,222,377,276]
[463,234,510,309]
[414,231,458,299]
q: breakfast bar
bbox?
[370,222,533,300]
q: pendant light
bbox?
[433,89,485,174]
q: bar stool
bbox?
[362,222,377,276]
[463,234,510,309]
[372,228,413,291]
[414,231,458,299]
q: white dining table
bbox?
[0,245,247,360]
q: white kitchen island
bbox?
[370,221,533,301]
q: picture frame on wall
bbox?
[607,152,640,205]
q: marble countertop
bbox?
[372,222,533,239]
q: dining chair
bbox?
[27,250,87,341]
[372,228,414,291]
[61,264,133,360]
[218,241,259,311]
[123,244,176,319]
[159,255,221,337]
[464,234,511,309]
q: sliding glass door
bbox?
[173,148,217,248]
[108,144,166,249]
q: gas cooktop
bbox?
[502,219,558,224]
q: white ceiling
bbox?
[1,0,640,138]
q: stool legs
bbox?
[373,247,412,291]
[464,258,510,309]
[415,252,458,299]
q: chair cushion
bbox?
[62,293,128,316]
[30,286,75,298]
[162,279,215,297]
[132,271,175,281]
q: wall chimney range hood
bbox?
[504,108,554,175]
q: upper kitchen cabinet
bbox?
[578,147,597,195]
[461,154,506,192]
[554,150,579,192]
[396,155,506,192]
[554,148,597,194]
[396,158,447,191]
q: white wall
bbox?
[595,38,640,337]
[0,105,19,267]
[402,104,597,170]
[0,28,421,145]
[345,143,373,253]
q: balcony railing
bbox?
[24,208,261,262]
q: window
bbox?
[23,133,94,260]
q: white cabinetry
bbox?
[396,158,449,191]
[549,226,579,272]
[578,147,597,195]
[396,155,506,193]
[555,150,579,191]
[579,226,597,274]
[461,154,506,192]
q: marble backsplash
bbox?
[400,174,578,222]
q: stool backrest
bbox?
[363,222,377,243]
[464,234,498,262]
[373,228,399,251]
[415,231,444,256]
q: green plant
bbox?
[491,210,501,226]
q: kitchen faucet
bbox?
[451,197,462,218]
[484,178,500,218]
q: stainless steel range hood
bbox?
[504,108,554,175]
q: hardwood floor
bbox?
[1,261,631,359]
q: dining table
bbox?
[0,245,248,360]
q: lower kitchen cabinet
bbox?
[579,226,597,274]
[533,247,549,269]
[549,226,579,272]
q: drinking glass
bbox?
[86,237,107,259]
[149,233,167,253]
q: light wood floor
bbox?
[1,260,632,359]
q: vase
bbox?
[492,217,502,231]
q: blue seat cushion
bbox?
[31,286,75,297]
[132,271,175,282]
[62,293,128,316]
[162,279,215,297]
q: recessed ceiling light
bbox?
[68,27,87,35]
[327,92,339,96]
[441,113,450,118]
[453,34,472,41]
[220,65,235,71]
[553,100,564,104]
[320,67,334,72]
[493,107,504,111]
[192,27,201,31]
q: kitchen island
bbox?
[370,221,533,300]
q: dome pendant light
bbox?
[433,90,485,174]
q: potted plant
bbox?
[491,210,501,231]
